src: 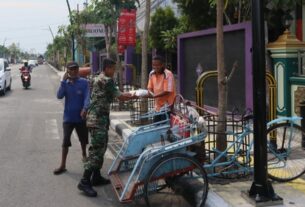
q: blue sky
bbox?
[0,0,86,54]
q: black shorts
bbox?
[62,122,89,147]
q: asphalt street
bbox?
[0,64,146,207]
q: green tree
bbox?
[0,45,9,59]
[173,0,216,31]
[149,7,178,51]
[208,0,302,24]
[92,0,117,58]
[7,43,21,62]
[91,0,139,58]
[174,0,301,32]
[45,33,70,69]
[161,15,189,51]
[109,0,139,10]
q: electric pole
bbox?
[66,0,75,61]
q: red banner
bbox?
[118,9,136,51]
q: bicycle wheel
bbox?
[267,123,305,182]
[144,153,208,207]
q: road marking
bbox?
[287,178,305,193]
[45,119,60,140]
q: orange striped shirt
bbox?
[147,69,176,111]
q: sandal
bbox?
[53,168,67,175]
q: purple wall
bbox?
[124,46,135,84]
[177,22,253,109]
[91,51,99,74]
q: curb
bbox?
[47,63,64,78]
[110,119,133,140]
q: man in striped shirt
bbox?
[147,55,176,122]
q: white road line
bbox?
[45,119,60,140]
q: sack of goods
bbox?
[130,89,153,97]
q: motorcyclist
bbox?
[20,62,31,73]
[20,62,31,86]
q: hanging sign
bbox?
[118,9,136,50]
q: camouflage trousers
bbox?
[84,117,109,171]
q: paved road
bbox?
[0,64,146,207]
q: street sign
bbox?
[82,24,106,37]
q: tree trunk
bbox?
[105,25,111,58]
[140,0,151,124]
[216,0,227,162]
[112,21,124,110]
[141,0,150,88]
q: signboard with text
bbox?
[82,24,106,37]
[118,9,136,53]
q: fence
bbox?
[203,108,252,178]
[128,98,155,126]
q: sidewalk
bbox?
[109,110,305,207]
[48,63,305,207]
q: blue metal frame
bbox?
[204,116,303,177]
[109,106,303,203]
[108,112,207,202]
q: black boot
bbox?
[78,170,97,197]
[91,169,110,186]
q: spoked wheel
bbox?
[267,123,305,182]
[144,153,208,207]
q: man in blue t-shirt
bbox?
[54,61,90,175]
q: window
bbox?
[4,61,8,69]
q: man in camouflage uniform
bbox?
[77,58,134,197]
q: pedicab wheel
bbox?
[144,153,208,207]
[267,123,305,182]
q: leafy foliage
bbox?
[173,0,216,30]
[92,0,117,26]
[109,0,139,10]
[149,7,178,50]
[0,45,9,58]
[265,0,302,11]
[161,15,189,51]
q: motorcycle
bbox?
[20,70,31,89]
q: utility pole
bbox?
[247,0,282,205]
[66,0,75,61]
[48,26,55,40]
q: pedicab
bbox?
[108,95,209,207]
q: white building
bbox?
[136,0,179,31]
